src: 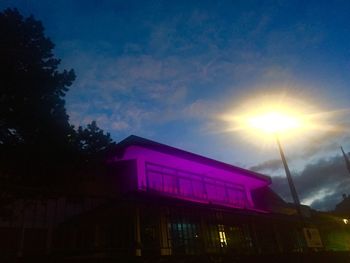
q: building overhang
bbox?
[112,135,271,212]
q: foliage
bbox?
[76,121,115,156]
[0,8,75,147]
[0,8,116,189]
[73,121,116,179]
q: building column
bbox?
[159,209,172,255]
[134,206,142,256]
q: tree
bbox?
[0,8,75,147]
[76,121,115,156]
[0,9,117,224]
[74,121,116,171]
[0,8,76,187]
[0,8,115,187]
[70,121,116,182]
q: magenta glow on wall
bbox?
[115,145,270,212]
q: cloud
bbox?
[250,127,350,175]
[270,154,350,211]
[299,130,350,159]
[46,2,350,171]
[183,100,218,119]
[60,3,332,139]
[111,121,129,131]
[250,158,283,172]
[301,137,338,158]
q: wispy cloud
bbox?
[60,5,330,138]
[7,0,350,211]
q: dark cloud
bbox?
[251,131,350,174]
[310,192,343,211]
[248,135,341,174]
[250,158,283,172]
[270,154,350,211]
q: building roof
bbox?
[334,195,350,215]
[114,135,271,184]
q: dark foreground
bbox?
[4,252,350,263]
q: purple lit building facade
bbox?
[114,136,271,212]
[55,136,307,256]
[51,136,310,257]
[8,135,350,261]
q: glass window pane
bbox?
[147,172,163,191]
[179,178,193,197]
[163,174,178,194]
[192,180,206,199]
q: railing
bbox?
[145,162,250,209]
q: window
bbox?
[227,188,247,208]
[147,172,163,191]
[144,162,249,208]
[218,224,227,248]
[163,174,178,194]
[192,180,206,199]
[168,222,201,255]
[179,178,193,197]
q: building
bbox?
[2,135,350,262]
[54,135,307,258]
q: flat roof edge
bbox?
[115,135,272,184]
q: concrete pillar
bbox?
[134,207,142,256]
[159,209,172,255]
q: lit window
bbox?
[218,224,227,247]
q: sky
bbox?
[2,0,350,211]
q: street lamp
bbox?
[245,111,303,217]
[220,98,318,217]
[276,135,302,216]
[220,99,325,252]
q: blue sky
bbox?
[3,0,350,210]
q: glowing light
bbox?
[218,225,227,247]
[343,219,348,224]
[221,100,310,138]
[217,94,339,147]
[246,111,302,134]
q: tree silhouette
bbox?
[0,8,115,188]
[0,8,75,148]
[76,121,115,156]
[73,121,116,174]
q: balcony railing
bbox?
[144,162,250,209]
